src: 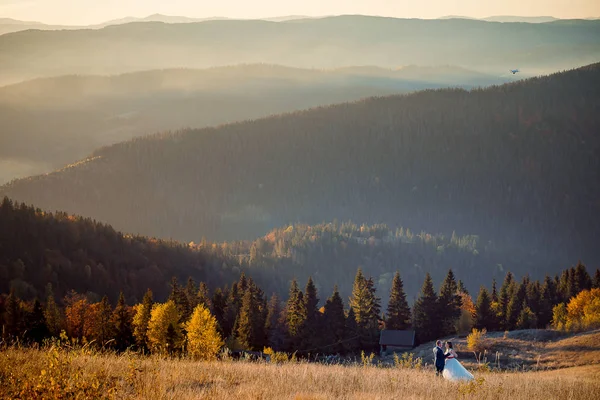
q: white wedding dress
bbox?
[442,350,474,382]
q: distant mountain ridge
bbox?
[1,15,598,84]
[2,63,598,266]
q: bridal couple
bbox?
[433,340,474,381]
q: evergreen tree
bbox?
[265,293,284,350]
[92,295,114,345]
[505,281,526,330]
[438,269,462,336]
[385,272,411,330]
[284,279,305,351]
[3,289,21,341]
[573,261,592,294]
[186,304,223,360]
[235,288,260,350]
[516,301,537,330]
[44,283,62,337]
[25,298,49,343]
[457,280,469,295]
[413,273,439,343]
[349,269,381,350]
[169,277,191,323]
[185,277,198,311]
[498,272,515,329]
[343,307,360,354]
[538,276,556,328]
[593,269,600,289]
[211,287,227,332]
[133,289,153,350]
[112,292,133,351]
[222,283,241,339]
[491,279,499,303]
[196,282,212,311]
[300,277,321,351]
[474,287,494,330]
[322,286,346,354]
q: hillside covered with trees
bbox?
[3,63,599,267]
[0,64,509,184]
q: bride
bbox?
[443,341,474,382]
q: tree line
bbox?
[2,262,598,355]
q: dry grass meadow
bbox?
[1,344,599,400]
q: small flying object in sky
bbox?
[510,69,520,74]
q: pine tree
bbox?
[349,269,380,350]
[25,299,49,343]
[196,282,212,311]
[516,301,537,330]
[343,307,360,354]
[2,289,21,341]
[491,279,499,303]
[284,279,305,351]
[211,287,227,335]
[265,293,284,350]
[498,272,515,329]
[438,269,461,336]
[147,300,183,354]
[573,261,592,294]
[538,276,556,328]
[236,288,261,350]
[88,295,113,345]
[44,283,62,337]
[386,272,411,330]
[169,277,191,323]
[133,289,153,350]
[474,287,494,330]
[413,273,439,343]
[300,277,321,351]
[593,269,600,289]
[457,280,469,295]
[112,292,133,351]
[323,286,346,354]
[526,281,541,323]
[222,283,240,338]
[185,277,198,311]
[186,304,223,360]
[505,281,526,330]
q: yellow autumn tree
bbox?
[146,301,183,354]
[185,304,224,360]
[455,291,475,335]
[563,288,600,331]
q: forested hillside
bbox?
[0,197,568,306]
[0,198,239,303]
[1,16,598,84]
[0,64,509,184]
[2,64,599,267]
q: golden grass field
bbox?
[1,346,599,400]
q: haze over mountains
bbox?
[2,64,598,272]
[1,16,599,85]
[0,64,516,184]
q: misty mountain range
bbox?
[1,15,598,85]
[0,64,520,185]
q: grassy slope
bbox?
[409,329,600,370]
[1,345,598,400]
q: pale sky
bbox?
[1,0,599,25]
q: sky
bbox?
[1,0,599,25]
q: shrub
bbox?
[467,328,487,352]
[393,352,422,369]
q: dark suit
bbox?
[433,346,447,376]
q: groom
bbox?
[433,340,447,376]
